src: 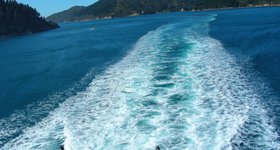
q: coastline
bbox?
[192,4,280,12]
[59,4,280,23]
[0,26,59,40]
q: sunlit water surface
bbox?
[1,7,280,150]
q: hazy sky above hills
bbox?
[17,0,97,17]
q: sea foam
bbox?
[1,14,279,150]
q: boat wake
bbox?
[1,14,279,150]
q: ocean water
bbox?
[0,7,280,150]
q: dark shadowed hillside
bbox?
[0,0,59,37]
[47,0,280,23]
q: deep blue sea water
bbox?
[0,7,280,150]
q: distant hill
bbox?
[47,0,117,23]
[0,0,59,37]
[47,0,280,23]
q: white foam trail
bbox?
[2,15,280,150]
[1,25,169,150]
[181,26,280,149]
[0,68,98,147]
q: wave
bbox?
[182,30,279,149]
[0,68,98,147]
[1,14,280,150]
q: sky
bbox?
[17,0,97,17]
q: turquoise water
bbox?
[1,7,280,150]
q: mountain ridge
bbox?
[47,0,280,23]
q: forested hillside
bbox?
[47,0,280,23]
[0,0,58,37]
[47,0,117,23]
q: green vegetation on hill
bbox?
[47,0,280,23]
[0,0,59,37]
[47,0,117,23]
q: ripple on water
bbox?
[2,15,280,150]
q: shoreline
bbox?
[191,4,280,12]
[0,26,60,40]
[60,5,280,23]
